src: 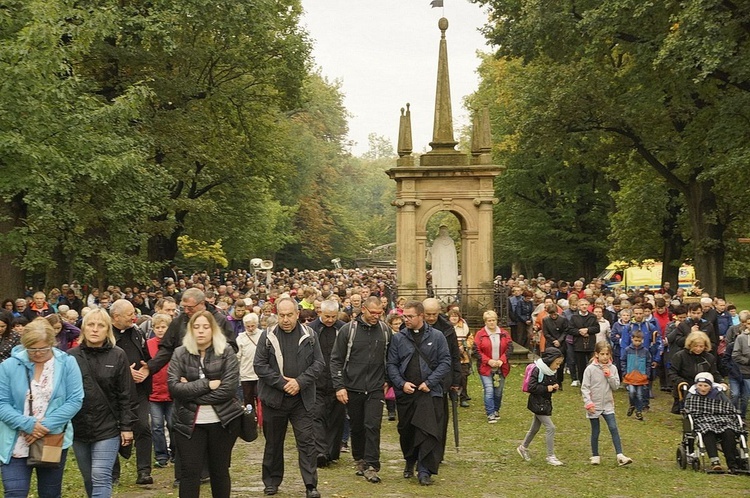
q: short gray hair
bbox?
[320,300,339,313]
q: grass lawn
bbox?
[6,368,749,498]
[727,293,750,311]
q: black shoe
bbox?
[200,476,210,484]
[317,454,329,468]
[135,473,153,485]
[403,462,415,479]
[306,487,321,498]
[626,405,635,417]
[418,474,433,486]
[173,480,180,488]
[388,412,396,421]
[635,411,644,421]
[465,395,472,401]
[264,484,278,495]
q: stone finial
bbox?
[397,103,414,166]
[471,107,492,157]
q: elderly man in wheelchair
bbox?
[678,372,750,473]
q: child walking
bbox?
[620,329,652,421]
[517,348,564,465]
[581,341,633,466]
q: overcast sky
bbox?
[300,0,493,156]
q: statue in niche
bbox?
[428,225,458,300]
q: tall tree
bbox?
[472,0,750,295]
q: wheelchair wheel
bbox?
[677,446,688,469]
[691,458,701,471]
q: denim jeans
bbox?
[150,401,174,464]
[626,384,646,412]
[73,435,121,498]
[0,448,68,498]
[589,413,623,456]
[479,373,505,416]
[729,377,750,418]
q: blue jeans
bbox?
[150,401,174,464]
[589,413,623,456]
[626,384,646,411]
[729,377,750,418]
[1,448,68,498]
[479,373,505,416]
[73,435,121,498]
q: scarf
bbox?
[533,357,556,382]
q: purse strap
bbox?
[25,360,67,433]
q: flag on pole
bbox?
[430,0,444,7]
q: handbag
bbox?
[76,351,133,458]
[25,370,65,468]
[238,402,258,442]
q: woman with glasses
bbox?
[0,318,84,497]
[68,308,134,498]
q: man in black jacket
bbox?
[110,299,154,485]
[542,304,570,388]
[329,297,389,484]
[568,298,600,385]
[422,298,462,463]
[309,300,346,468]
[255,298,324,498]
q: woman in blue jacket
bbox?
[0,318,84,498]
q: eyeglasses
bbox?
[363,308,383,316]
[27,347,52,354]
[402,314,419,320]
[181,302,203,311]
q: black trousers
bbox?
[703,429,739,468]
[312,389,346,462]
[112,391,152,480]
[174,418,240,498]
[262,395,317,488]
[459,364,471,401]
[347,390,384,470]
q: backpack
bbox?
[522,362,536,393]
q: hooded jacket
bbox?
[0,346,84,464]
[68,343,133,443]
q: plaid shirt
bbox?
[684,389,742,434]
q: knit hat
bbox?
[694,372,714,385]
[541,347,563,366]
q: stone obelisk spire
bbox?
[422,17,465,166]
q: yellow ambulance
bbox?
[597,260,695,291]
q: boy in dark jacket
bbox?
[621,330,652,421]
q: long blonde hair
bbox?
[183,311,227,355]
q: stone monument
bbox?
[387,17,503,318]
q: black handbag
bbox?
[25,368,65,468]
[238,402,258,442]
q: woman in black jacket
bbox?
[68,308,133,498]
[168,310,243,498]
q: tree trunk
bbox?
[660,188,685,288]
[0,197,27,298]
[685,180,725,297]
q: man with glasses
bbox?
[255,298,324,498]
[386,300,451,486]
[329,297,390,484]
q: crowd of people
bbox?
[0,267,748,497]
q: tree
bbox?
[472,0,750,295]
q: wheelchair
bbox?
[675,382,750,474]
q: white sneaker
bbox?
[617,454,633,466]
[517,445,531,461]
[570,380,580,387]
[487,414,497,424]
[589,456,600,465]
[546,455,564,466]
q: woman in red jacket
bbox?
[473,310,512,423]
